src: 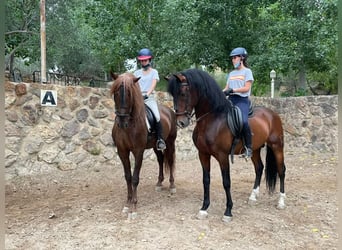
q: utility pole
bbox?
[40,0,47,83]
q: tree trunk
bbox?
[298,67,306,90]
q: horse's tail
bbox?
[164,126,177,173]
[265,145,277,193]
[164,145,175,172]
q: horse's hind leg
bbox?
[277,164,286,209]
[165,142,176,194]
[266,145,286,209]
[154,149,164,191]
[276,151,286,209]
[248,147,264,204]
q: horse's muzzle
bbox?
[177,117,190,128]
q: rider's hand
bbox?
[223,88,234,96]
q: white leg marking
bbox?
[248,187,260,204]
[277,192,286,209]
[222,215,233,223]
[169,187,177,194]
[196,210,208,220]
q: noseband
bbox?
[174,82,194,120]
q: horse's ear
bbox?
[173,73,187,83]
[110,71,119,80]
[164,74,171,81]
[133,76,140,83]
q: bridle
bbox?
[174,81,211,123]
[174,82,195,120]
[114,81,133,127]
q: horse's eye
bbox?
[180,91,187,98]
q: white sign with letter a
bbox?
[41,90,57,106]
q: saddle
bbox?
[226,100,254,163]
[145,105,157,133]
[226,100,253,137]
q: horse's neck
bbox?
[132,105,148,126]
[194,100,212,118]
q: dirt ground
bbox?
[5,149,338,250]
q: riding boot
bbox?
[155,121,166,151]
[243,125,253,158]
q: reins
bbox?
[195,111,211,123]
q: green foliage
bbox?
[5,0,337,96]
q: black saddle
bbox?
[226,100,254,137]
[145,105,157,133]
[226,100,254,163]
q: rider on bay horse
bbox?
[223,47,254,159]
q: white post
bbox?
[270,70,276,98]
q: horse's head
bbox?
[166,73,197,128]
[110,72,141,128]
[167,69,229,128]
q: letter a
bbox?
[41,90,57,106]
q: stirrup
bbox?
[156,139,166,151]
[244,147,253,158]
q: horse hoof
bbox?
[277,203,286,210]
[128,212,138,220]
[196,210,208,220]
[277,193,286,209]
[122,206,129,213]
[222,215,233,223]
[170,187,177,194]
[155,186,162,192]
[248,198,258,205]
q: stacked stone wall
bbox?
[5,81,338,180]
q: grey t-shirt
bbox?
[226,68,254,97]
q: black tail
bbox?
[164,120,177,174]
[265,145,277,193]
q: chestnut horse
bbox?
[166,68,286,222]
[110,72,177,219]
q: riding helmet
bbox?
[229,47,248,59]
[137,48,153,60]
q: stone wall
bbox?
[5,81,338,180]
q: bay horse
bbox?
[166,68,286,222]
[110,72,177,219]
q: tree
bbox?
[5,0,337,95]
[5,0,40,72]
[251,0,337,95]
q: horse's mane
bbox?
[110,72,145,116]
[180,69,232,114]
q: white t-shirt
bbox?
[134,68,159,93]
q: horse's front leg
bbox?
[196,153,211,220]
[220,162,233,222]
[118,151,133,216]
[129,152,144,219]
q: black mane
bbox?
[167,69,231,114]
